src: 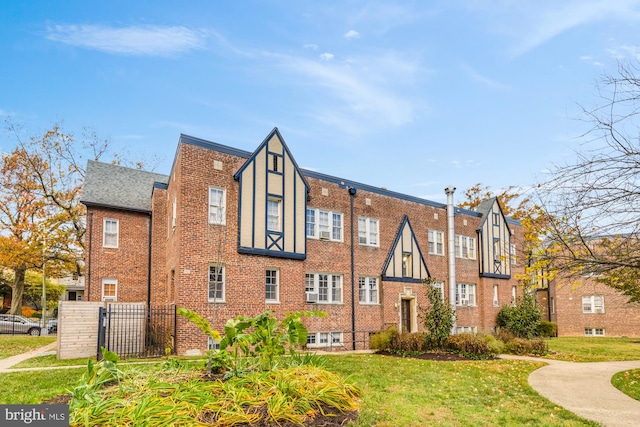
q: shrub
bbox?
[504,338,531,355]
[496,292,542,339]
[370,327,397,351]
[537,321,557,337]
[446,333,495,359]
[420,280,455,349]
[529,338,548,356]
[21,306,35,317]
[390,332,427,352]
[483,334,505,355]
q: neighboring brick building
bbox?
[81,128,525,354]
[541,276,640,337]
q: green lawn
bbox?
[612,369,640,401]
[0,336,56,359]
[545,337,640,362]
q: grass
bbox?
[327,354,598,426]
[0,367,85,403]
[612,369,640,401]
[0,336,56,359]
[544,337,640,362]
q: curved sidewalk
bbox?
[501,354,640,427]
[0,341,57,373]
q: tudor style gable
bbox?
[234,128,309,259]
[382,215,430,282]
[476,198,512,278]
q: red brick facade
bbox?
[83,130,525,354]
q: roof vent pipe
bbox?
[445,185,457,335]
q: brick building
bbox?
[540,277,640,337]
[81,128,524,354]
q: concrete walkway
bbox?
[501,354,640,427]
[0,341,58,373]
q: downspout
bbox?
[86,212,93,301]
[349,187,357,350]
[147,212,153,308]
[445,186,457,335]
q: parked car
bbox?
[46,319,58,334]
[0,314,41,336]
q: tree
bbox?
[22,271,65,311]
[0,121,154,314]
[459,184,555,290]
[539,60,640,303]
[420,279,455,349]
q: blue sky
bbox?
[2,1,640,203]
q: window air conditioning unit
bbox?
[595,308,604,314]
[319,231,331,240]
[103,297,116,302]
[306,292,318,303]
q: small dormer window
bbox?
[272,155,278,172]
[402,253,412,277]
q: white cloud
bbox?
[319,52,334,61]
[461,64,509,90]
[344,30,360,39]
[606,44,640,60]
[45,24,206,56]
[303,43,318,50]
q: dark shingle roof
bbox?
[80,160,169,212]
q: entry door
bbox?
[401,299,412,333]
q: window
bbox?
[171,196,177,229]
[510,243,517,265]
[208,337,220,351]
[102,278,117,301]
[511,286,517,306]
[266,269,279,302]
[493,284,499,307]
[457,326,477,334]
[267,199,281,231]
[492,212,500,225]
[307,332,343,347]
[551,297,556,314]
[402,253,412,277]
[306,208,343,241]
[431,281,445,301]
[456,283,476,306]
[209,187,226,225]
[582,295,605,313]
[428,230,444,255]
[208,265,225,302]
[585,328,605,336]
[103,219,119,248]
[358,217,379,246]
[493,239,501,263]
[455,235,476,259]
[305,273,342,303]
[359,277,379,304]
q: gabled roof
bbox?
[475,197,513,234]
[381,215,430,282]
[80,160,169,213]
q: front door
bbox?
[401,299,412,333]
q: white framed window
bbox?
[402,253,412,277]
[306,208,343,241]
[359,277,379,304]
[428,230,444,255]
[431,281,445,302]
[267,199,281,231]
[358,217,379,246]
[171,196,177,229]
[209,186,226,225]
[493,284,499,307]
[208,264,225,302]
[456,283,476,306]
[582,295,605,314]
[307,332,343,347]
[208,337,220,351]
[493,239,501,263]
[103,219,119,248]
[511,286,517,306]
[102,278,117,302]
[455,235,476,259]
[551,297,556,314]
[305,273,342,304]
[585,328,605,336]
[510,243,517,265]
[457,326,477,334]
[266,269,279,302]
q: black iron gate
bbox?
[97,304,176,359]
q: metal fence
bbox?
[310,330,377,352]
[97,304,176,360]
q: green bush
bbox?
[483,334,505,355]
[504,338,531,355]
[496,292,542,339]
[529,338,548,356]
[390,333,427,352]
[420,280,455,349]
[537,321,557,337]
[446,333,495,359]
[370,327,397,351]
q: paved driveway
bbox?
[501,355,640,427]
